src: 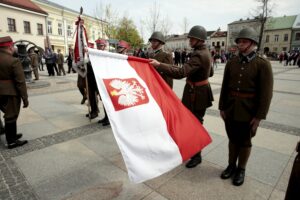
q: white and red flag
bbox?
[88,48,212,183]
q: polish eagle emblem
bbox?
[103,78,149,111]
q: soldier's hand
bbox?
[23,99,29,108]
[149,59,160,68]
[220,111,226,120]
[250,118,260,137]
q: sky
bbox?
[48,0,299,41]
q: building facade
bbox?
[33,0,107,55]
[291,14,300,51]
[262,15,297,54]
[0,0,47,48]
[209,28,227,53]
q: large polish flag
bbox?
[88,48,212,183]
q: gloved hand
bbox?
[23,99,29,108]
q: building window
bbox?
[24,21,31,34]
[265,35,269,43]
[37,23,43,35]
[217,41,220,47]
[282,47,287,51]
[295,32,300,41]
[67,25,72,37]
[274,35,279,42]
[47,21,52,34]
[58,23,63,35]
[212,42,215,46]
[222,41,225,46]
[284,34,288,41]
[7,18,16,32]
[92,30,95,41]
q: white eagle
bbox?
[109,79,146,107]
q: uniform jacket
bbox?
[157,44,214,110]
[219,53,273,121]
[149,49,173,88]
[0,49,28,101]
[57,53,64,65]
[29,53,39,69]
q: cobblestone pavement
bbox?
[0,62,299,200]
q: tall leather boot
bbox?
[233,147,251,186]
[5,121,27,149]
[221,142,239,179]
[185,151,202,168]
[99,108,110,126]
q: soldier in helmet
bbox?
[117,40,130,55]
[148,31,174,88]
[219,27,273,186]
[150,25,214,168]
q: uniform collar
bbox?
[239,51,256,63]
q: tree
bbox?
[116,17,143,48]
[144,1,161,33]
[253,0,275,51]
[160,15,172,37]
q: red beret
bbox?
[117,40,130,49]
[0,36,13,47]
[95,39,106,46]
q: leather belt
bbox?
[0,80,13,83]
[230,91,256,98]
[186,79,209,87]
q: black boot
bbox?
[185,152,202,168]
[232,168,245,186]
[5,121,27,149]
[221,164,236,179]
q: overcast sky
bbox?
[48,0,299,40]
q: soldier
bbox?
[117,40,130,55]
[219,27,273,186]
[29,49,39,80]
[0,36,28,149]
[95,39,110,126]
[148,31,174,88]
[150,25,214,168]
[57,49,66,76]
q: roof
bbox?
[211,31,227,38]
[229,18,260,25]
[265,15,297,30]
[0,0,47,15]
[292,14,300,29]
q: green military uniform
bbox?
[0,37,28,147]
[218,27,273,186]
[149,49,173,88]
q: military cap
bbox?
[95,39,106,46]
[117,40,130,49]
[0,36,13,47]
[88,42,94,48]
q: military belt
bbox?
[0,80,13,83]
[186,79,209,87]
[230,91,256,98]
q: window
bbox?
[222,41,225,46]
[58,23,63,35]
[217,41,220,47]
[24,21,31,34]
[7,18,16,32]
[282,47,287,51]
[265,35,269,43]
[67,25,72,37]
[47,21,52,34]
[212,42,215,46]
[37,23,43,35]
[274,35,279,42]
[92,30,95,40]
[284,34,288,41]
[295,32,300,41]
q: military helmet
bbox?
[149,31,165,44]
[187,25,207,41]
[235,27,259,44]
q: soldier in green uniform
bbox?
[219,27,273,186]
[148,31,174,88]
[0,36,28,149]
[150,25,214,168]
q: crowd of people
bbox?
[278,50,300,67]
